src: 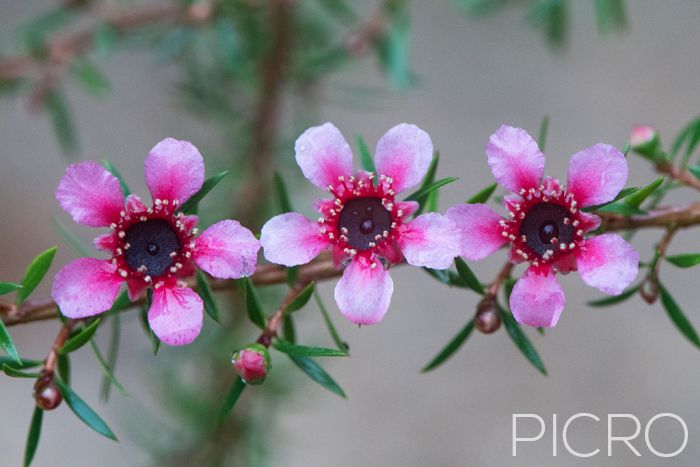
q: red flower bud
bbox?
[34,377,62,411]
[232,344,271,385]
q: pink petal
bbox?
[148,285,203,346]
[295,123,354,189]
[181,214,198,232]
[576,233,639,295]
[398,213,460,269]
[56,161,124,228]
[334,258,393,325]
[93,233,116,253]
[193,220,260,279]
[144,138,205,205]
[510,266,566,328]
[260,213,329,267]
[126,279,147,301]
[374,123,433,193]
[51,258,122,319]
[445,203,506,261]
[125,194,147,214]
[396,200,419,218]
[486,125,545,193]
[579,212,602,233]
[567,143,628,207]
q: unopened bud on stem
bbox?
[630,125,661,161]
[34,375,62,410]
[475,298,500,334]
[232,344,271,385]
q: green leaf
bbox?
[594,0,627,33]
[273,172,294,213]
[287,266,299,288]
[286,282,315,313]
[0,282,22,295]
[196,272,220,323]
[618,177,664,208]
[99,314,122,401]
[422,318,475,372]
[2,364,40,378]
[413,153,439,215]
[273,340,347,357]
[527,0,569,47]
[59,319,101,355]
[314,291,348,352]
[688,165,700,180]
[45,91,77,155]
[405,177,458,203]
[288,354,346,398]
[179,170,229,215]
[243,277,266,329]
[454,258,484,295]
[498,304,547,375]
[0,320,21,364]
[101,160,131,197]
[666,253,700,268]
[355,135,377,175]
[219,377,246,421]
[672,116,700,161]
[57,354,70,385]
[17,246,57,305]
[89,339,128,399]
[24,407,43,467]
[381,3,411,89]
[70,59,111,98]
[659,283,700,349]
[55,379,118,441]
[467,182,497,204]
[538,115,550,150]
[583,186,640,212]
[141,290,160,355]
[0,357,41,370]
[587,285,639,307]
[282,315,296,343]
[423,267,451,285]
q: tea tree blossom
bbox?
[52,138,260,345]
[447,125,639,328]
[260,123,460,324]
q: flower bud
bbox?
[475,300,500,334]
[630,125,660,160]
[232,344,271,385]
[34,376,62,410]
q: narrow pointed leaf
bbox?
[24,407,43,467]
[588,285,639,307]
[2,364,40,378]
[283,315,296,343]
[45,91,77,155]
[0,282,22,295]
[314,291,347,352]
[355,135,376,175]
[659,283,700,349]
[273,172,293,213]
[180,170,229,215]
[60,319,101,355]
[286,282,315,313]
[70,59,110,98]
[288,354,346,398]
[422,318,475,372]
[273,340,347,357]
[90,339,128,398]
[219,377,246,421]
[497,304,547,375]
[413,153,439,215]
[617,177,664,208]
[243,277,266,329]
[467,182,497,204]
[405,177,458,203]
[538,115,550,150]
[196,272,220,323]
[53,217,91,257]
[666,253,700,268]
[55,379,118,441]
[100,314,122,401]
[0,320,21,364]
[102,160,131,196]
[0,357,41,369]
[57,354,70,385]
[17,246,57,305]
[455,258,484,294]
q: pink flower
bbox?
[447,125,639,328]
[232,344,270,385]
[51,138,260,346]
[260,123,460,325]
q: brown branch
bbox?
[257,281,307,347]
[640,226,678,304]
[655,160,700,192]
[598,201,700,231]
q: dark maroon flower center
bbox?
[338,197,392,250]
[519,203,573,257]
[123,219,180,277]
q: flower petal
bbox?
[125,194,147,214]
[576,233,639,295]
[56,161,124,227]
[567,143,628,207]
[374,123,433,193]
[126,279,147,301]
[334,258,393,325]
[193,220,260,279]
[93,233,116,253]
[144,138,205,205]
[398,213,459,269]
[148,285,203,346]
[396,200,420,218]
[445,203,506,261]
[260,213,329,266]
[510,266,566,328]
[295,123,354,189]
[486,125,545,193]
[52,258,121,319]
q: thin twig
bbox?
[640,225,678,304]
[655,160,700,192]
